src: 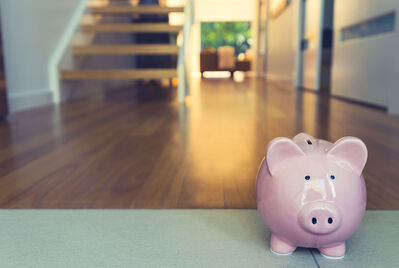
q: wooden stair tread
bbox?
[71,44,179,55]
[60,69,177,80]
[88,0,145,8]
[80,23,182,33]
[70,32,96,46]
[90,5,184,14]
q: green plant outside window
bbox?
[200,22,252,56]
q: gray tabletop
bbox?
[0,209,398,267]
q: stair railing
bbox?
[177,0,194,103]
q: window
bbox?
[201,22,252,56]
[341,12,395,42]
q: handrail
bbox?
[177,0,194,103]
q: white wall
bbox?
[266,0,298,82]
[195,0,255,22]
[332,0,399,114]
[390,46,399,115]
[1,0,86,113]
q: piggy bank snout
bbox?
[298,202,342,235]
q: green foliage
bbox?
[200,21,252,56]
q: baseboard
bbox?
[8,90,53,113]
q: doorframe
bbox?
[294,0,306,88]
[295,0,327,91]
[314,0,327,91]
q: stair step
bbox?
[71,44,179,55]
[90,5,184,14]
[60,69,177,80]
[70,32,96,46]
[80,23,182,33]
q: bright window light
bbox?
[233,71,245,82]
[203,71,231,79]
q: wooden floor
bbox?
[0,78,398,209]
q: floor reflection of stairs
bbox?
[60,0,183,81]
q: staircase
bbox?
[60,0,191,100]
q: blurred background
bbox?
[0,0,398,209]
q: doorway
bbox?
[199,21,253,79]
[296,0,333,91]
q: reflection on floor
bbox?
[0,78,398,209]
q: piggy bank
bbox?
[256,133,367,259]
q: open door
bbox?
[296,0,333,91]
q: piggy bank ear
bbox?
[266,137,305,176]
[327,137,368,175]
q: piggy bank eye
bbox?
[305,175,311,180]
[330,175,335,180]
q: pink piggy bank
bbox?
[256,133,367,259]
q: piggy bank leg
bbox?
[319,242,345,259]
[270,234,296,255]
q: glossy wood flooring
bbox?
[0,78,398,209]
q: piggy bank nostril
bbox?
[328,217,333,224]
[312,217,317,224]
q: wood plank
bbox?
[90,5,184,14]
[88,0,140,8]
[80,23,182,33]
[71,44,179,55]
[70,32,96,46]
[0,78,399,209]
[60,69,177,80]
[80,14,103,24]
